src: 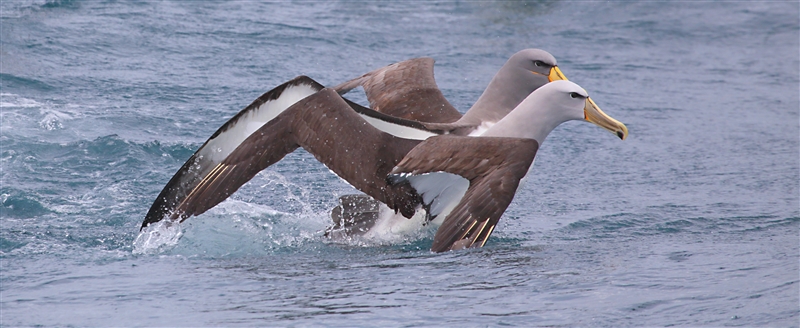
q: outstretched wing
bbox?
[388,135,539,252]
[333,57,463,123]
[142,86,428,229]
[142,76,323,229]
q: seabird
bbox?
[142,49,572,231]
[326,49,602,234]
[141,77,627,252]
[333,48,570,135]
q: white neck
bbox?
[480,91,567,143]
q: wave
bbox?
[5,130,798,259]
[0,0,79,18]
[0,74,55,92]
[559,210,800,240]
[2,132,438,257]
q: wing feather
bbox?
[333,58,463,123]
[142,76,323,228]
[142,86,426,229]
[388,135,538,252]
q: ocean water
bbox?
[1,0,798,326]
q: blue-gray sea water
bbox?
[1,1,799,326]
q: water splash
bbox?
[131,220,183,255]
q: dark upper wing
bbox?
[333,57,463,123]
[284,89,424,217]
[142,86,426,230]
[388,135,539,252]
[142,76,323,229]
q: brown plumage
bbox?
[145,87,423,229]
[388,135,538,252]
[142,76,324,228]
[142,74,625,253]
[334,58,463,123]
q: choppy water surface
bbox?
[1,1,798,326]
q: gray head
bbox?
[508,48,559,80]
[459,48,569,125]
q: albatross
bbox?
[325,49,594,230]
[333,48,570,136]
[141,77,627,252]
[142,49,574,231]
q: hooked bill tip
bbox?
[617,131,625,140]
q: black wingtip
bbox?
[140,210,165,231]
[140,205,164,231]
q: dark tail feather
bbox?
[324,194,382,238]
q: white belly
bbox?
[361,203,433,241]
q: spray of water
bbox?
[132,220,183,255]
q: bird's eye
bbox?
[569,92,584,99]
[533,60,547,67]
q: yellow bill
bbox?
[584,97,628,140]
[546,65,627,140]
[548,66,568,82]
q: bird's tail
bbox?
[324,194,382,239]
